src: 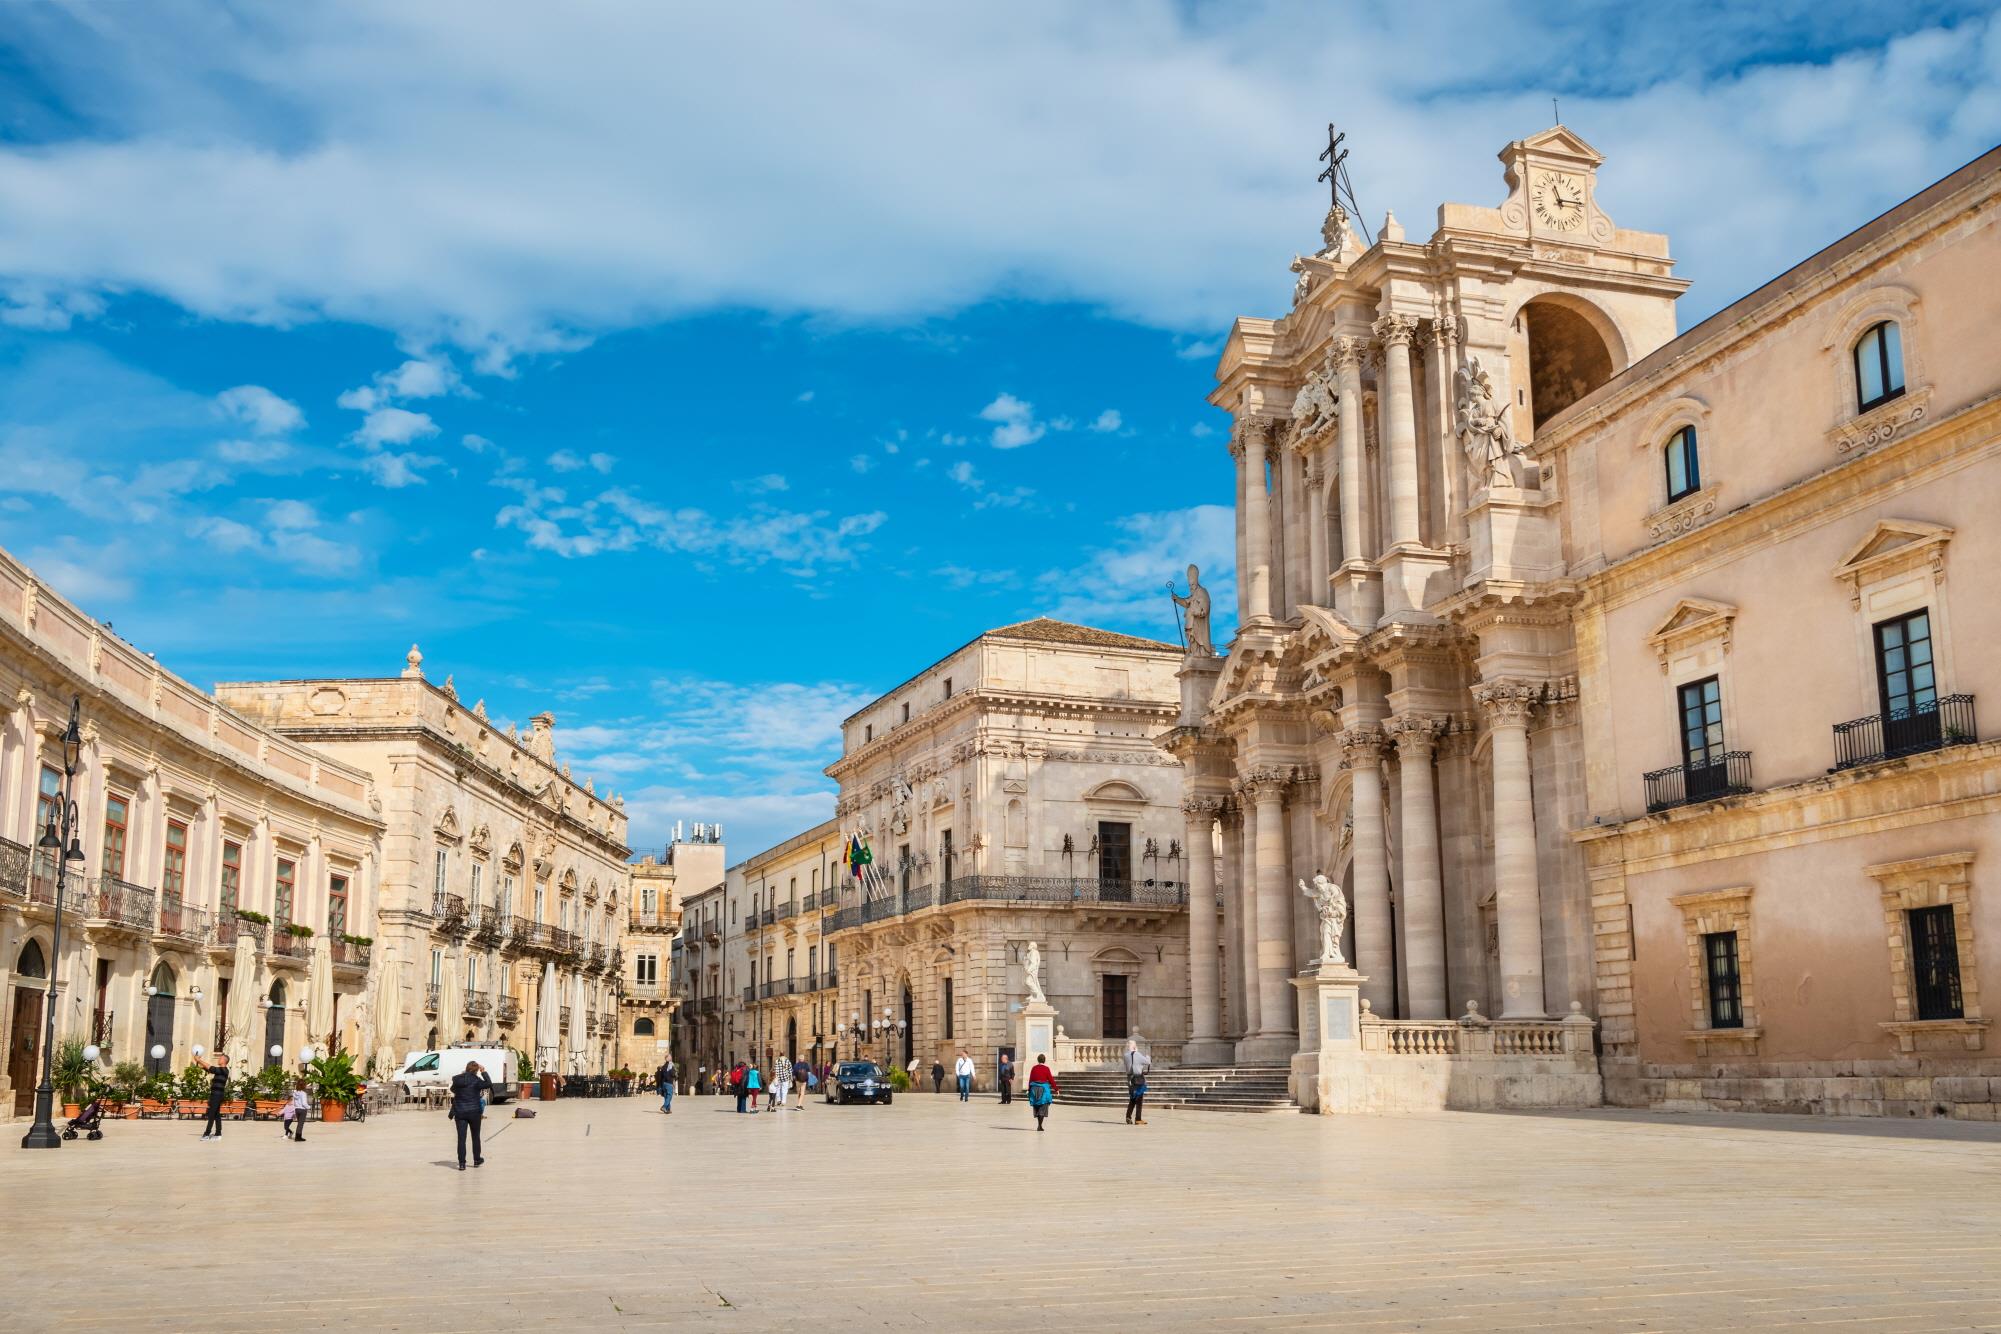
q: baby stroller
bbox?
[62,1097,106,1141]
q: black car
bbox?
[826,1060,894,1105]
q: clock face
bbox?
[1532,171,1586,232]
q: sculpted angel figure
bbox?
[1298,872,1349,966]
[1024,940,1047,1005]
[1454,354,1521,487]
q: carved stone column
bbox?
[1305,456,1329,604]
[1242,766,1297,1058]
[1428,320,1465,542]
[1340,728,1394,1015]
[1474,680,1547,1018]
[1222,804,1248,1038]
[1333,337,1367,563]
[1229,431,1249,625]
[1182,796,1228,1061]
[1374,313,1422,548]
[1243,420,1275,621]
[1385,714,1447,1018]
[1232,783,1262,1039]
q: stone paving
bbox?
[5,1092,2001,1331]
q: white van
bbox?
[391,1047,517,1103]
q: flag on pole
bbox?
[846,834,873,880]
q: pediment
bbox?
[1298,604,1365,657]
[433,804,463,843]
[1515,125,1605,166]
[1646,598,1737,645]
[1084,780,1146,804]
[1833,519,1953,578]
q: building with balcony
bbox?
[824,618,1193,1081]
[0,545,384,1117]
[672,882,728,1077]
[1181,125,2001,1117]
[728,817,842,1072]
[619,824,724,1075]
[217,648,631,1076]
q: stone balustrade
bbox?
[1297,997,1601,1114]
[1052,1032,1181,1071]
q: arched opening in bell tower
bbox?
[1515,297,1620,437]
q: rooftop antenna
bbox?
[1317,123,1372,247]
[1552,96,1560,124]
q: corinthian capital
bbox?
[1372,313,1419,347]
[1332,335,1370,373]
[1240,765,1290,799]
[1382,713,1444,757]
[1181,794,1223,817]
[1338,726,1388,765]
[1472,679,1541,728]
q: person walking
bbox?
[1122,1038,1152,1125]
[449,1059,495,1171]
[954,1050,974,1102]
[746,1061,764,1110]
[769,1060,790,1111]
[929,1059,945,1094]
[1026,1055,1059,1132]
[730,1062,748,1113]
[281,1078,310,1141]
[655,1058,677,1114]
[997,1052,1014,1105]
[194,1051,231,1140]
[793,1057,812,1108]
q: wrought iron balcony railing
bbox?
[465,990,492,1019]
[424,983,441,1014]
[270,925,312,958]
[156,896,212,944]
[90,874,157,930]
[213,913,264,951]
[1643,752,1754,812]
[0,837,31,900]
[1833,695,1976,770]
[937,875,1187,908]
[432,892,468,926]
[497,996,522,1025]
[330,937,372,968]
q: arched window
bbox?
[269,980,286,1006]
[16,940,46,977]
[1664,426,1701,503]
[150,962,176,993]
[1854,321,1905,412]
[634,1017,655,1037]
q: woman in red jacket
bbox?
[1025,1055,1059,1132]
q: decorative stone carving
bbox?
[1372,312,1418,346]
[1383,714,1445,756]
[1288,362,1339,447]
[1338,727,1388,764]
[1181,795,1222,817]
[1240,765,1291,799]
[1645,485,1719,539]
[1290,256,1312,306]
[402,644,424,680]
[1024,940,1046,1005]
[1455,354,1526,488]
[1472,679,1540,727]
[1170,564,1214,657]
[442,674,458,701]
[1331,335,1368,372]
[1320,203,1351,254]
[1299,873,1348,966]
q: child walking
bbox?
[281,1078,310,1142]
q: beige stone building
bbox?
[672,880,726,1076]
[824,618,1195,1082]
[1183,127,2001,1116]
[0,545,384,1116]
[623,825,723,1075]
[217,651,632,1077]
[730,818,843,1071]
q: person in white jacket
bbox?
[953,1050,975,1102]
[769,1059,792,1110]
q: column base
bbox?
[1234,1032,1299,1065]
[1290,964,1366,1114]
[1018,1001,1058,1069]
[1376,545,1454,626]
[1181,1037,1235,1066]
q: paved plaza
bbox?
[6,1095,2001,1331]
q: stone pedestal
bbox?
[1175,654,1223,728]
[1376,545,1454,625]
[1330,560,1381,629]
[1018,1000,1058,1071]
[1288,963,1366,1113]
[1466,484,1561,585]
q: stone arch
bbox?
[1084,779,1146,804]
[634,1016,655,1037]
[150,961,176,992]
[1511,292,1626,434]
[16,938,47,977]
[1004,798,1027,848]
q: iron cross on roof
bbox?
[1317,123,1347,207]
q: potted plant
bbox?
[51,1038,92,1118]
[110,1061,146,1117]
[515,1047,535,1100]
[304,1049,359,1123]
[285,922,314,939]
[608,1066,635,1095]
[137,1071,175,1117]
[223,1071,252,1119]
[235,907,271,924]
[174,1062,210,1118]
[253,1064,292,1119]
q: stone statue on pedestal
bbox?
[1024,940,1046,1005]
[1169,564,1214,657]
[1298,873,1349,966]
[1454,355,1527,488]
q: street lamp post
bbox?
[22,696,85,1151]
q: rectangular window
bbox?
[940,828,955,883]
[636,953,657,985]
[901,702,910,723]
[786,947,794,979]
[1664,426,1700,503]
[864,724,873,743]
[36,764,60,839]
[162,820,188,902]
[328,874,349,938]
[102,794,130,879]
[469,862,482,910]
[943,676,953,697]
[434,848,448,900]
[220,841,242,914]
[274,857,296,924]
[943,976,955,1039]
[1677,675,1726,801]
[1909,905,1964,1021]
[533,885,544,922]
[430,949,442,986]
[808,945,818,979]
[641,885,656,914]
[1097,821,1133,888]
[499,874,513,919]
[899,842,911,894]
[1703,931,1742,1029]
[1874,609,1940,758]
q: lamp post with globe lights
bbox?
[21,696,86,1150]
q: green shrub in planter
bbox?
[53,1038,92,1105]
[304,1049,360,1105]
[178,1063,211,1101]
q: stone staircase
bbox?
[1052,1065,1298,1114]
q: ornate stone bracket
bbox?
[1829,385,1930,456]
[1644,483,1719,541]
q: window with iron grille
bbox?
[1702,931,1742,1029]
[1908,904,1964,1021]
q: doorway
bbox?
[145,962,177,1075]
[10,986,43,1115]
[1101,974,1129,1039]
[264,981,287,1068]
[1098,822,1132,900]
[901,987,914,1068]
[785,1016,797,1065]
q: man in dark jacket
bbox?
[450,1061,495,1170]
[929,1060,945,1094]
[655,1059,676,1114]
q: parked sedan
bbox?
[826,1060,894,1105]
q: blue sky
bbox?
[0,2,1997,859]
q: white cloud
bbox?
[742,472,789,494]
[461,432,493,452]
[547,449,586,472]
[1089,409,1123,433]
[587,451,616,473]
[795,390,815,403]
[980,392,1045,449]
[0,6,1992,351]
[361,450,440,487]
[946,460,978,488]
[1038,503,1236,640]
[354,406,438,447]
[215,437,292,464]
[216,384,305,436]
[192,500,360,574]
[337,356,465,412]
[849,453,874,474]
[1175,338,1222,362]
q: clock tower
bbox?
[1498,126,1609,243]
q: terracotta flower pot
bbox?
[175,1100,206,1118]
[254,1099,287,1118]
[320,1100,346,1123]
[519,1082,534,1100]
[221,1101,247,1117]
[62,1102,81,1120]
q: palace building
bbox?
[1178,127,2001,1116]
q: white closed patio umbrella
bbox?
[535,960,560,1073]
[306,936,335,1051]
[567,973,587,1073]
[369,951,401,1071]
[226,929,259,1068]
[437,957,461,1047]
